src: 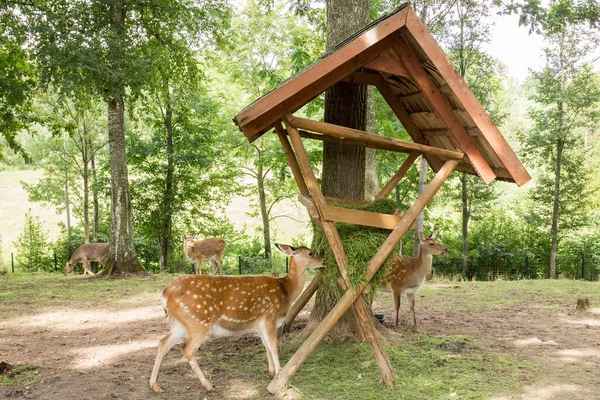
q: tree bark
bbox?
[461,172,469,276]
[257,157,272,259]
[158,87,175,272]
[311,0,372,335]
[90,150,99,242]
[102,0,144,275]
[414,155,427,256]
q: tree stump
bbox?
[576,298,591,311]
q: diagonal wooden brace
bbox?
[268,157,459,394]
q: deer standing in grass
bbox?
[184,235,226,275]
[379,232,448,331]
[149,243,323,393]
[64,243,109,276]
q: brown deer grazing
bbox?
[64,243,110,276]
[149,244,323,393]
[379,232,448,331]
[184,235,226,275]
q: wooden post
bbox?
[274,122,310,196]
[268,158,459,394]
[376,151,420,200]
[284,274,320,327]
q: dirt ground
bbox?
[1,278,599,400]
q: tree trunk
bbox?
[414,155,427,256]
[257,152,271,259]
[104,96,144,275]
[90,151,99,242]
[64,162,71,251]
[101,0,144,275]
[311,0,371,335]
[158,85,175,272]
[461,172,469,277]
[549,138,563,279]
[83,144,90,244]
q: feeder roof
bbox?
[233,3,530,186]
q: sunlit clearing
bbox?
[72,340,157,369]
[564,317,600,327]
[222,378,259,399]
[491,384,581,400]
[556,348,600,362]
[513,337,558,347]
[589,308,600,315]
[4,306,164,331]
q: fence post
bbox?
[477,256,481,281]
[238,256,242,275]
[525,251,529,280]
[54,252,57,272]
[11,252,14,273]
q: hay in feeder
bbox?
[312,199,403,300]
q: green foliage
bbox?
[312,199,400,299]
[13,211,52,272]
[0,10,36,159]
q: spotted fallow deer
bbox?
[149,243,323,393]
[64,243,109,276]
[184,235,226,275]
[379,232,448,331]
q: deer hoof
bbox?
[203,382,214,391]
[151,383,164,393]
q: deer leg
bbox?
[393,291,401,328]
[259,319,280,376]
[82,258,94,276]
[150,320,188,393]
[259,331,276,376]
[195,256,204,274]
[217,259,223,275]
[182,326,212,391]
[209,260,217,275]
[407,293,417,332]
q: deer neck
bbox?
[282,262,308,302]
[416,250,433,273]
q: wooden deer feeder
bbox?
[233,3,530,394]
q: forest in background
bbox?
[1,0,600,280]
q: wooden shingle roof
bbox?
[233,3,530,186]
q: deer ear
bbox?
[429,231,437,239]
[275,243,296,255]
[419,231,426,242]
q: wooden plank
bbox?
[363,54,411,78]
[375,82,445,172]
[405,9,531,186]
[321,205,411,230]
[234,6,411,140]
[421,127,481,137]
[267,158,460,394]
[274,122,309,196]
[288,115,464,160]
[390,34,496,184]
[376,151,420,199]
[341,71,385,86]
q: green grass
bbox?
[0,364,40,388]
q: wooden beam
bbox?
[376,151,420,199]
[341,71,385,86]
[390,34,496,184]
[267,158,460,394]
[375,82,445,172]
[421,127,480,137]
[321,205,414,230]
[274,122,309,196]
[288,115,464,160]
[234,6,412,140]
[404,10,530,186]
[363,54,411,78]
[283,115,394,386]
[283,274,320,328]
